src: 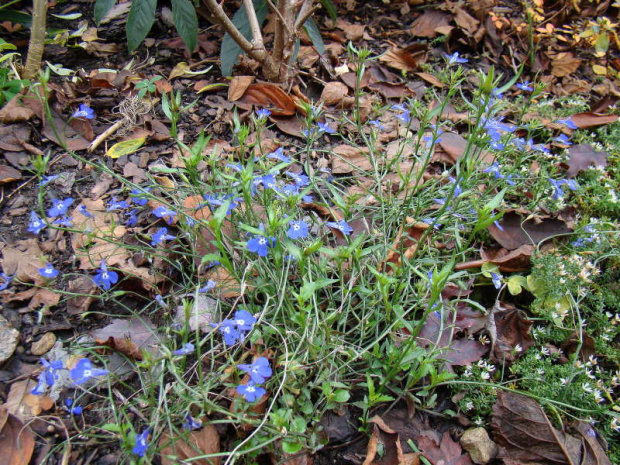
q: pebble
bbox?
[460,427,498,465]
[31,332,57,356]
[0,314,20,363]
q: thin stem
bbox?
[244,0,266,52]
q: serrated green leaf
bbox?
[104,137,146,159]
[126,0,157,52]
[303,17,325,55]
[171,0,198,52]
[94,0,116,24]
[220,0,269,76]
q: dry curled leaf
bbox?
[160,423,220,465]
[416,430,473,465]
[489,211,572,250]
[235,83,296,116]
[0,406,35,465]
[563,144,609,177]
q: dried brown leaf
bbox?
[550,52,582,78]
[489,302,534,363]
[237,83,296,116]
[380,48,421,72]
[479,244,535,272]
[415,72,445,88]
[91,317,160,358]
[410,10,452,38]
[331,144,372,174]
[0,94,35,124]
[321,82,349,106]
[489,211,572,250]
[417,431,473,465]
[0,165,21,184]
[160,424,220,465]
[362,416,406,465]
[1,239,48,286]
[228,76,255,101]
[563,144,609,177]
[492,391,611,464]
[570,112,618,129]
[0,406,34,465]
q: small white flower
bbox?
[514,344,523,353]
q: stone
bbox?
[0,314,20,363]
[31,332,57,356]
[460,427,498,465]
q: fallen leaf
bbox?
[234,83,296,116]
[160,423,220,465]
[0,165,22,184]
[0,94,35,123]
[0,406,35,465]
[1,239,48,286]
[570,112,618,129]
[91,317,160,358]
[410,10,452,38]
[479,244,535,272]
[321,82,349,106]
[415,72,445,88]
[331,144,372,174]
[380,47,423,72]
[489,211,572,250]
[417,430,473,465]
[492,391,611,464]
[563,144,609,177]
[488,302,534,362]
[362,416,407,465]
[228,76,254,101]
[550,52,582,77]
[105,137,146,159]
[454,9,479,35]
[5,380,53,420]
[169,62,192,80]
[383,220,429,270]
[436,132,494,164]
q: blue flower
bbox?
[369,119,385,130]
[226,163,243,172]
[267,147,290,163]
[31,358,64,395]
[38,263,60,279]
[326,219,353,235]
[287,220,309,240]
[70,358,109,385]
[261,174,278,190]
[553,134,572,145]
[395,110,411,124]
[198,280,216,293]
[445,52,468,65]
[152,206,177,224]
[125,209,139,226]
[549,178,578,200]
[173,343,195,356]
[39,175,59,187]
[491,272,503,290]
[493,220,504,231]
[281,184,299,197]
[53,216,73,227]
[77,205,94,218]
[233,309,256,331]
[183,413,202,431]
[557,117,577,130]
[130,188,151,206]
[212,319,242,346]
[317,122,336,134]
[247,235,275,257]
[256,108,271,119]
[92,259,118,290]
[28,211,46,234]
[483,162,503,179]
[237,380,266,402]
[106,197,130,211]
[448,176,462,197]
[237,357,272,384]
[132,428,150,457]
[151,227,176,246]
[72,104,95,120]
[154,294,168,308]
[0,273,13,291]
[516,81,533,92]
[65,398,83,415]
[285,171,309,187]
[48,198,74,217]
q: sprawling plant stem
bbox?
[23,0,47,79]
[202,0,319,82]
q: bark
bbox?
[23,0,47,80]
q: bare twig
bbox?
[295,1,320,31]
[265,0,291,36]
[87,120,123,153]
[244,0,266,52]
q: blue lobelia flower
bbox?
[173,343,195,356]
[93,259,118,290]
[72,104,95,120]
[233,309,256,331]
[445,52,468,65]
[39,175,59,187]
[48,198,74,218]
[106,197,130,211]
[38,263,60,279]
[237,380,266,402]
[152,206,177,224]
[448,176,462,197]
[65,398,83,415]
[255,108,271,119]
[281,184,299,197]
[53,216,73,227]
[31,358,64,395]
[247,235,275,257]
[516,81,533,92]
[0,273,13,291]
[130,187,151,206]
[212,319,242,346]
[557,117,577,130]
[28,211,46,235]
[132,428,150,457]
[553,133,572,145]
[285,171,309,187]
[237,357,272,384]
[261,174,278,191]
[77,205,94,218]
[151,227,176,246]
[549,178,578,200]
[326,219,353,235]
[369,119,385,130]
[183,413,202,431]
[317,121,336,134]
[70,358,109,385]
[267,147,290,163]
[125,209,139,226]
[491,272,503,290]
[287,220,309,240]
[155,294,168,309]
[198,280,217,293]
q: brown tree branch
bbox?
[23,0,47,80]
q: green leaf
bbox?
[94,0,116,25]
[105,137,146,159]
[332,389,350,403]
[303,17,325,55]
[507,275,528,295]
[0,10,32,27]
[220,0,269,76]
[595,32,609,55]
[126,0,157,52]
[298,278,337,303]
[481,262,499,278]
[320,0,338,23]
[282,441,303,454]
[171,0,198,53]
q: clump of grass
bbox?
[20,51,620,463]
